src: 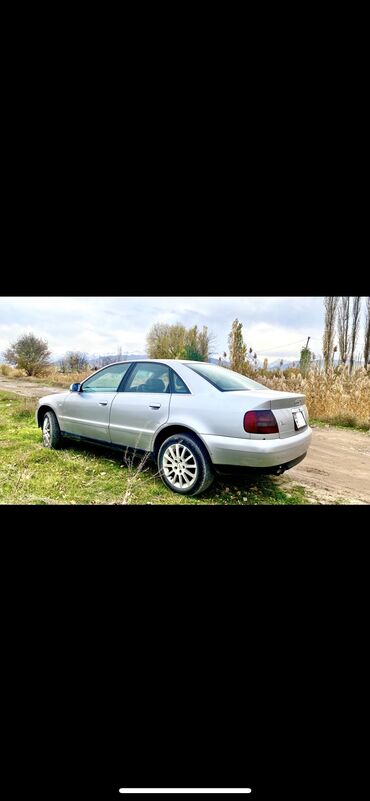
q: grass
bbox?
[310,417,370,433]
[0,391,309,506]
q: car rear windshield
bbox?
[185,363,267,391]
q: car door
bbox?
[61,363,132,442]
[109,362,171,451]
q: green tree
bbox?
[299,345,312,376]
[147,323,213,361]
[146,323,174,358]
[228,319,247,372]
[4,333,51,376]
[184,326,202,360]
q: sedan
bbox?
[36,359,312,496]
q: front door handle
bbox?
[99,401,108,406]
[149,404,161,409]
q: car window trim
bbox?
[117,362,136,392]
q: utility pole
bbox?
[305,336,311,350]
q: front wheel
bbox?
[158,434,214,496]
[42,410,62,449]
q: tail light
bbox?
[244,410,279,434]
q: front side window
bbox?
[124,363,170,393]
[82,363,131,393]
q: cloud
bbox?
[1,296,361,365]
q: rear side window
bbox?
[124,363,170,393]
[171,369,190,394]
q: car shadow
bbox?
[62,437,147,465]
[61,439,291,503]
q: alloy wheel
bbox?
[162,442,198,490]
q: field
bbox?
[0,391,309,505]
[257,366,370,430]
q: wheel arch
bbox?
[37,404,57,428]
[152,424,212,461]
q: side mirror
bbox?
[70,383,81,392]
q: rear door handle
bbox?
[99,401,108,406]
[149,404,161,409]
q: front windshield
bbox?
[185,362,267,391]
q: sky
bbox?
[0,296,366,366]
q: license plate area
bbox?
[293,410,306,430]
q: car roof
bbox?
[105,359,214,366]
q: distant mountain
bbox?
[53,353,231,366]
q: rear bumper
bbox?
[214,453,307,476]
[202,427,312,468]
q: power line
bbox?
[257,339,306,355]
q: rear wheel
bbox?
[158,433,214,496]
[42,410,62,450]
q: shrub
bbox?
[3,333,51,376]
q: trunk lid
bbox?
[230,389,308,438]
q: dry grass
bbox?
[44,369,91,387]
[0,364,91,386]
[257,366,370,429]
[0,364,24,378]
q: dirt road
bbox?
[1,376,369,504]
[282,425,370,505]
[0,376,63,398]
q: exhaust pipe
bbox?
[275,465,285,475]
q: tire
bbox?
[42,410,62,450]
[158,433,214,496]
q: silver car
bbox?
[36,359,312,496]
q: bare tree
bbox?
[337,296,350,365]
[218,352,228,367]
[323,297,339,371]
[349,296,361,373]
[364,296,370,369]
[197,325,215,361]
[63,351,89,372]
